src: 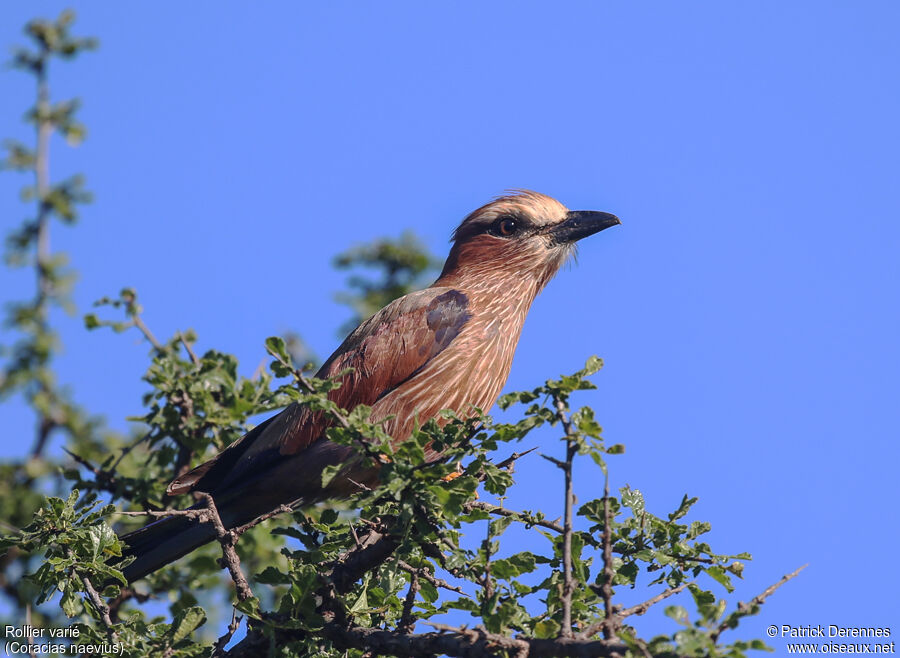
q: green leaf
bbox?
[664,605,689,624]
[85,523,117,561]
[169,606,206,643]
[235,596,260,617]
[669,494,699,521]
[621,486,644,517]
[256,566,289,585]
[60,587,80,617]
[419,579,439,603]
[705,565,734,593]
[534,618,560,639]
[265,336,290,361]
[321,464,342,488]
[491,552,537,579]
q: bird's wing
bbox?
[166,287,470,496]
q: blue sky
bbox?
[1,1,898,650]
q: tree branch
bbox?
[463,501,564,533]
[619,582,689,620]
[196,493,253,601]
[211,609,243,658]
[178,331,199,365]
[28,41,53,460]
[599,477,616,639]
[554,397,578,638]
[225,621,629,658]
[580,582,691,639]
[130,311,162,352]
[396,559,467,596]
[397,570,419,634]
[710,564,807,643]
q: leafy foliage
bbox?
[0,9,108,630]
[0,10,795,658]
[2,338,790,656]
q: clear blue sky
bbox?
[1,1,898,650]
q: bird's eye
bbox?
[493,217,518,237]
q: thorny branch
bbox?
[492,446,538,472]
[619,582,689,620]
[579,583,692,640]
[710,564,808,643]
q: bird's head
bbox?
[438,190,620,292]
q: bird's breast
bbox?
[371,290,530,444]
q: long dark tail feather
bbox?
[119,514,217,583]
[115,441,357,583]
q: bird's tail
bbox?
[118,513,217,583]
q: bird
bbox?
[120,190,619,582]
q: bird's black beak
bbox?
[548,211,621,245]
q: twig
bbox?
[396,560,468,596]
[211,609,243,658]
[463,501,564,533]
[64,448,119,486]
[493,446,538,472]
[710,564,807,643]
[196,493,254,601]
[619,582,689,620]
[579,582,691,639]
[179,331,200,365]
[121,498,260,601]
[107,585,150,623]
[346,477,372,492]
[131,312,162,352]
[70,558,114,631]
[110,429,153,472]
[660,553,717,565]
[349,522,363,548]
[540,453,566,469]
[118,508,208,519]
[232,504,294,537]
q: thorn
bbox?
[540,453,566,469]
